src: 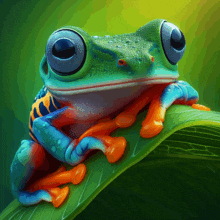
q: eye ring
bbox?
[161,21,186,65]
[45,29,86,76]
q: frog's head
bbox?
[40,19,185,96]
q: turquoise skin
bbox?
[10,19,199,207]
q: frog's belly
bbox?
[54,84,151,138]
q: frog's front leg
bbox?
[32,106,122,165]
[140,80,211,138]
[11,106,114,208]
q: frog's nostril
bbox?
[151,56,154,63]
[52,39,76,59]
[118,59,127,66]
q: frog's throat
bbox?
[47,77,177,95]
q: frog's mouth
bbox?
[47,77,177,95]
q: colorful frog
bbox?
[10,19,210,208]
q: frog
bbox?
[10,19,211,208]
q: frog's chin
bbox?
[47,77,178,95]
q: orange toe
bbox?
[71,163,87,185]
[191,104,211,111]
[115,113,136,128]
[140,120,163,138]
[78,121,118,141]
[47,186,69,208]
[105,137,127,163]
[46,165,67,178]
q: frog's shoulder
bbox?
[29,86,61,141]
[32,86,60,108]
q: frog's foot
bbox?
[27,163,87,192]
[140,120,163,138]
[71,164,87,185]
[95,135,127,163]
[173,98,211,111]
[18,186,69,208]
[24,164,86,208]
[191,103,211,111]
[105,137,126,163]
[75,118,126,164]
[46,186,69,208]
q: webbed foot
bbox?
[77,122,127,163]
[19,186,69,208]
[46,186,69,208]
[140,120,163,138]
[101,136,127,163]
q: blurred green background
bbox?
[0,0,220,215]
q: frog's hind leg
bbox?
[26,163,86,192]
[10,140,69,207]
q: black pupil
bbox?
[170,29,185,50]
[52,39,75,59]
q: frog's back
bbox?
[29,86,61,141]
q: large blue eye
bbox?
[46,29,86,75]
[161,21,186,65]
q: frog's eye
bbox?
[161,21,186,65]
[45,29,86,75]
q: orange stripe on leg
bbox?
[32,100,43,117]
[43,92,52,112]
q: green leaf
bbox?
[1,105,220,220]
